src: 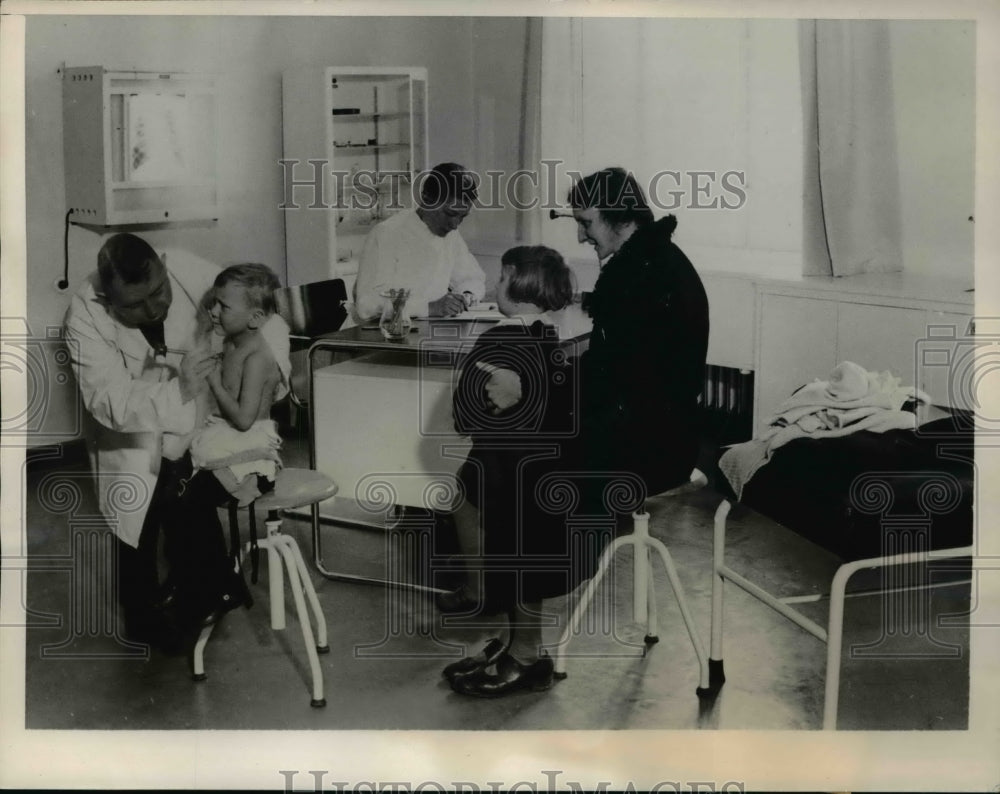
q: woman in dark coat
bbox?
[571,167,709,499]
[447,168,709,698]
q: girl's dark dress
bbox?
[453,320,583,613]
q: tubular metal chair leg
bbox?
[286,531,330,652]
[554,508,719,698]
[275,539,326,708]
[189,469,335,706]
[633,512,651,624]
[553,533,630,678]
[645,560,659,644]
[241,533,286,629]
[196,517,328,706]
[707,500,730,693]
[645,534,712,694]
[192,623,215,681]
[264,533,286,630]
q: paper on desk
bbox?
[415,304,505,321]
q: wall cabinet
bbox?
[281,67,428,290]
[62,67,217,225]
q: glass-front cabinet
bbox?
[281,67,429,290]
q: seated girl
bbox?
[443,245,584,697]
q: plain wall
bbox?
[891,21,976,278]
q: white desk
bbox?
[313,351,472,512]
[305,313,591,590]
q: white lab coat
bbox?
[353,208,486,320]
[63,249,220,548]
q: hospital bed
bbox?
[708,405,975,728]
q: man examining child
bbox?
[64,234,284,648]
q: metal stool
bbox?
[553,469,723,698]
[192,468,338,707]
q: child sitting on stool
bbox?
[164,264,291,630]
[190,263,291,505]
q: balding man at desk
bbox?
[353,162,486,321]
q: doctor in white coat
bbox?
[64,233,240,646]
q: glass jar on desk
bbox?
[379,287,412,340]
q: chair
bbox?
[274,279,349,408]
[192,468,339,708]
[553,469,722,699]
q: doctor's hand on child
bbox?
[476,360,522,414]
[179,346,219,403]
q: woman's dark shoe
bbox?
[441,637,506,683]
[435,584,480,615]
[451,651,555,698]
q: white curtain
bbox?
[515,17,543,243]
[801,19,904,277]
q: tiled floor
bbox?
[21,431,970,731]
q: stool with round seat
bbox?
[553,469,722,698]
[192,468,338,707]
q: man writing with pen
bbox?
[353,162,486,320]
[64,233,253,651]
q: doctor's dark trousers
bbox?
[116,456,237,628]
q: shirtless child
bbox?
[189,263,290,505]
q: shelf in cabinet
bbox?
[332,257,360,275]
[338,182,411,196]
[284,65,426,287]
[333,142,410,153]
[332,111,410,122]
[335,207,407,233]
[331,74,412,84]
[335,218,380,234]
[110,179,216,190]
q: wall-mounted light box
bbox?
[62,66,218,225]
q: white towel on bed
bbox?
[719,362,929,500]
